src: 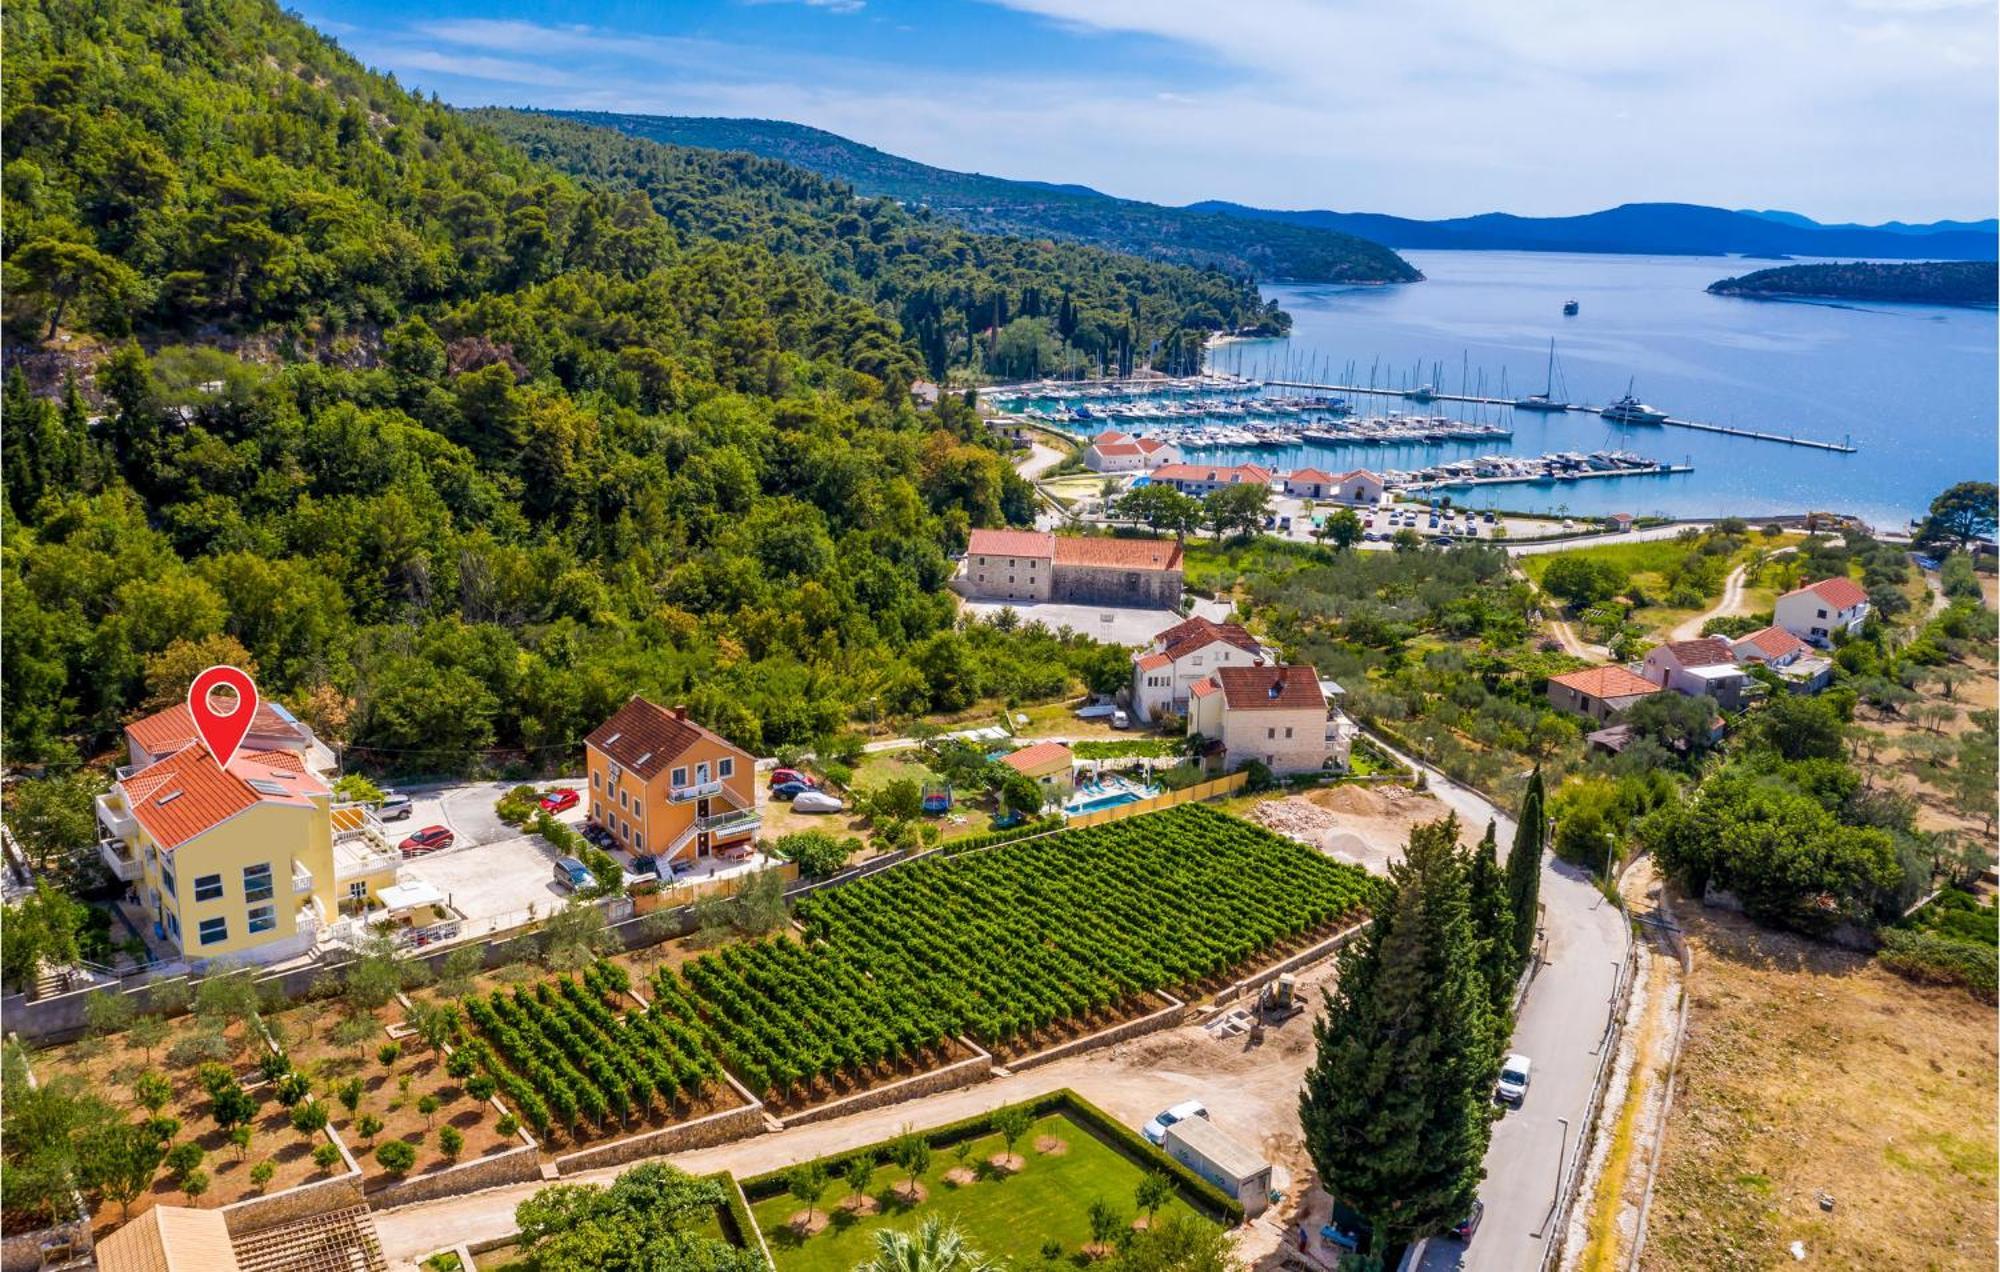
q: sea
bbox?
[1037,251,1997,529]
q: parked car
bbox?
[1142,1099,1208,1145]
[768,767,815,789]
[793,790,844,813]
[1112,709,1130,729]
[539,787,579,813]
[1450,1200,1485,1243]
[1496,1053,1532,1104]
[772,780,813,799]
[398,826,454,856]
[376,792,413,821]
[552,855,591,891]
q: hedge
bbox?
[1878,928,1998,1001]
[737,1088,1244,1226]
[700,1170,767,1262]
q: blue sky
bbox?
[303,0,1998,222]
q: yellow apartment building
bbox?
[584,698,760,865]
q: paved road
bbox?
[1359,734,1629,1272]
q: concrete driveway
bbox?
[1358,733,1630,1272]
[384,778,585,852]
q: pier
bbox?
[1405,463,1695,493]
[1262,380,1858,453]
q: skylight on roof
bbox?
[248,779,290,796]
[156,790,183,805]
[634,752,654,768]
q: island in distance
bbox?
[1707,260,1999,306]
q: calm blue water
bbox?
[1195,252,1995,528]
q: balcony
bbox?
[291,863,315,896]
[95,792,137,843]
[668,778,725,804]
[97,838,143,883]
[697,807,762,839]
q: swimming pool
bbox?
[1067,790,1143,815]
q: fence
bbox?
[1064,771,1248,828]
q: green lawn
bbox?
[751,1113,1219,1269]
[847,750,939,792]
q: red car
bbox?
[539,788,580,814]
[767,768,816,789]
[399,826,454,856]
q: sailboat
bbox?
[1514,339,1570,412]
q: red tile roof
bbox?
[1090,430,1134,446]
[1135,652,1172,671]
[125,701,305,758]
[1154,615,1261,661]
[1051,536,1183,571]
[1134,438,1174,455]
[1189,678,1221,699]
[966,528,1054,559]
[120,745,328,852]
[1215,664,1325,711]
[1786,576,1869,610]
[1656,637,1737,668]
[1287,468,1339,484]
[1094,442,1143,457]
[1001,741,1073,774]
[585,697,747,782]
[1734,625,1808,661]
[1548,666,1662,701]
[1334,469,1382,483]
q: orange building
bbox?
[584,698,760,865]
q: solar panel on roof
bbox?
[248,779,290,795]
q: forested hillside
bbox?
[468,109,1288,380]
[1707,261,1998,306]
[0,0,1140,772]
[542,111,1421,287]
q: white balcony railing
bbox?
[97,838,142,883]
[667,778,725,804]
[697,808,762,837]
[95,793,137,843]
[291,864,314,896]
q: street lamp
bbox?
[1604,831,1618,882]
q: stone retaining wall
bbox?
[219,1172,366,1236]
[552,1072,767,1175]
[778,1038,993,1128]
[368,1143,544,1210]
[1007,994,1185,1072]
[1211,922,1365,1006]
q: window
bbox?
[593,800,603,821]
[198,916,228,946]
[243,863,273,903]
[592,771,600,789]
[194,873,223,902]
[1816,608,1827,619]
[619,789,628,809]
[1285,727,1294,739]
[635,834,645,852]
[167,912,180,940]
[160,862,177,898]
[719,758,734,778]
[670,767,687,788]
[348,882,368,902]
[621,821,631,841]
[247,904,276,934]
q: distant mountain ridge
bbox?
[541,112,1419,286]
[1187,200,1998,260]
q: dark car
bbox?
[1451,1200,1485,1243]
[771,780,813,799]
[376,792,413,821]
[539,788,580,814]
[768,768,816,789]
[399,826,454,856]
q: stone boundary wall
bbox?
[1211,921,1367,1007]
[1007,993,1186,1072]
[550,1070,767,1176]
[778,1038,994,1128]
[367,1142,543,1210]
[0,1222,89,1272]
[219,1172,366,1236]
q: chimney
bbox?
[670,705,688,722]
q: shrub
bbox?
[465,1075,496,1103]
[273,1072,311,1108]
[496,1114,519,1139]
[439,1124,464,1158]
[496,785,540,827]
[313,1142,342,1171]
[771,830,851,878]
[376,1140,417,1174]
[377,1042,402,1068]
[357,1113,385,1143]
[290,1102,330,1133]
[250,1159,276,1190]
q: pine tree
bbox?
[1468,819,1517,1017]
[1299,815,1499,1247]
[1505,768,1546,970]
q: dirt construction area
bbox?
[1639,900,1997,1271]
[1245,783,1478,874]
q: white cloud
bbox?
[343,2,1997,221]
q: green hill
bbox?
[545,112,1421,287]
[0,0,1171,770]
[1707,261,1998,306]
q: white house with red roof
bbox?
[1130,616,1273,724]
[1187,663,1337,776]
[1731,625,1834,693]
[1641,637,1753,709]
[1284,468,1384,505]
[1145,463,1274,498]
[957,528,1183,607]
[1773,576,1871,646]
[1082,430,1182,473]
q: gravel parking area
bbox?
[382,777,586,850]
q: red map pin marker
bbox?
[188,666,259,769]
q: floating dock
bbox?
[1261,380,1857,453]
[1405,464,1695,493]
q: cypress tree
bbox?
[1299,815,1498,1247]
[1505,768,1546,969]
[1468,819,1517,1017]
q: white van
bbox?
[1496,1053,1532,1104]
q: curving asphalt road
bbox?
[1360,735,1629,1272]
